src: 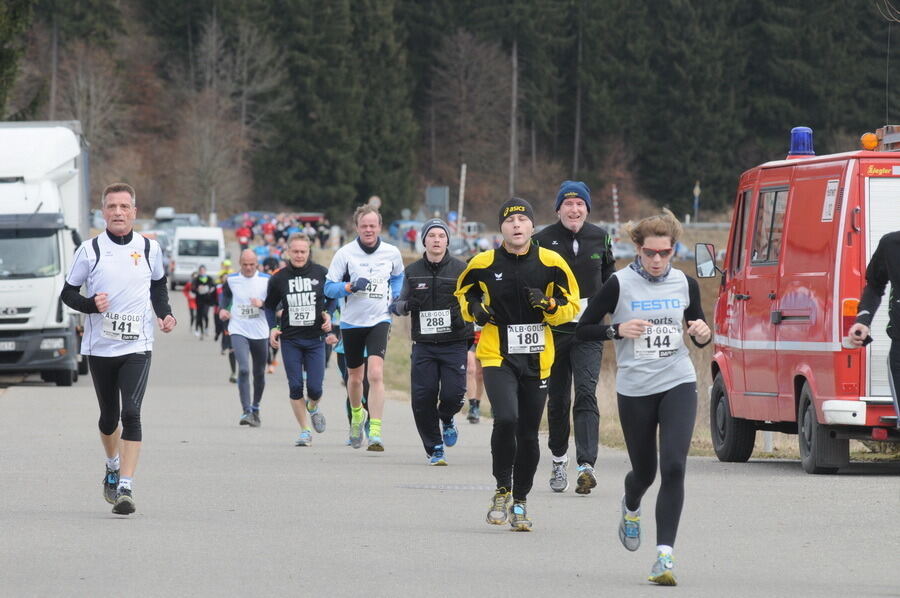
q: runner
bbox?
[192,266,216,339]
[325,205,404,451]
[266,233,335,446]
[533,180,615,494]
[390,219,471,465]
[60,182,176,515]
[262,256,282,373]
[455,197,580,531]
[219,250,272,427]
[465,326,483,423]
[182,273,197,329]
[575,209,710,585]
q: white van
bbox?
[171,226,226,288]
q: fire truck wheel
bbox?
[710,373,755,462]
[798,384,847,474]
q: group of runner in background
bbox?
[70,179,716,587]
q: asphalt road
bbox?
[1,299,898,598]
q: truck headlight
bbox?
[40,338,65,350]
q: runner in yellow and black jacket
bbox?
[455,197,579,532]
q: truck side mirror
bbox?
[695,243,717,278]
[71,229,82,247]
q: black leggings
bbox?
[88,352,152,442]
[483,362,548,501]
[618,382,697,547]
[196,301,212,334]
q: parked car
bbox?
[611,241,636,260]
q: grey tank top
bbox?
[611,267,696,396]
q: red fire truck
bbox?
[695,126,900,474]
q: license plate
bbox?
[0,341,15,351]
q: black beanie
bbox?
[498,197,535,227]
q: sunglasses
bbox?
[640,247,673,258]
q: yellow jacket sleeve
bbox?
[539,248,580,326]
[455,251,492,321]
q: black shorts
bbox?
[341,322,390,369]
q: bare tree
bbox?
[430,30,511,175]
[58,41,123,150]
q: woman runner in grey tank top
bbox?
[576,209,711,586]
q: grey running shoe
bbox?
[112,488,135,515]
[239,412,253,426]
[350,411,368,449]
[467,400,480,424]
[249,411,261,427]
[508,501,532,532]
[309,408,326,434]
[486,489,512,525]
[102,466,119,505]
[295,430,312,447]
[618,495,641,552]
[648,552,676,586]
[549,460,568,492]
[575,463,597,495]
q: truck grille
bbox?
[0,318,29,324]
[0,351,22,364]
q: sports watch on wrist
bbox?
[606,323,619,340]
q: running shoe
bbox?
[309,407,326,434]
[367,435,384,452]
[350,411,368,449]
[295,429,312,447]
[429,445,447,466]
[575,463,597,495]
[112,487,135,515]
[229,374,237,383]
[648,552,676,586]
[102,466,119,505]
[467,401,480,424]
[486,488,512,525]
[442,419,458,447]
[618,495,641,552]
[239,412,253,426]
[250,411,261,427]
[549,460,568,492]
[508,501,532,532]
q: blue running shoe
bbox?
[102,466,119,505]
[648,552,676,586]
[618,495,641,551]
[509,501,532,531]
[429,445,447,466]
[442,419,458,447]
[295,429,312,447]
[367,435,384,452]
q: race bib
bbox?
[362,279,388,299]
[102,312,143,341]
[419,309,451,334]
[288,305,316,327]
[236,304,260,319]
[197,284,211,295]
[634,324,682,360]
[507,323,545,354]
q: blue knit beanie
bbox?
[555,180,591,212]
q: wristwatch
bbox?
[606,323,619,340]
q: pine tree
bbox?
[0,0,33,118]
[352,0,418,217]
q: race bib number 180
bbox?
[633,324,682,360]
[102,312,143,341]
[507,323,545,354]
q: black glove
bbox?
[470,302,494,326]
[349,277,370,293]
[389,301,407,316]
[525,287,556,313]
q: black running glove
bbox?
[469,301,494,326]
[525,287,557,313]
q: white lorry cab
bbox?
[0,121,90,385]
[171,226,226,288]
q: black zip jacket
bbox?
[264,261,333,340]
[533,221,615,301]
[394,251,472,343]
[856,230,900,340]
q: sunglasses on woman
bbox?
[640,247,673,258]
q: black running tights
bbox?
[483,364,548,501]
[617,382,697,547]
[88,352,152,442]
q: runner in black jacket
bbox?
[265,233,335,446]
[849,230,900,426]
[533,180,615,495]
[390,219,473,465]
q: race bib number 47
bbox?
[634,324,682,360]
[507,323,545,354]
[102,312,143,341]
[362,279,388,299]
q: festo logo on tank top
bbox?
[631,298,682,311]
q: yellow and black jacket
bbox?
[455,242,580,378]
